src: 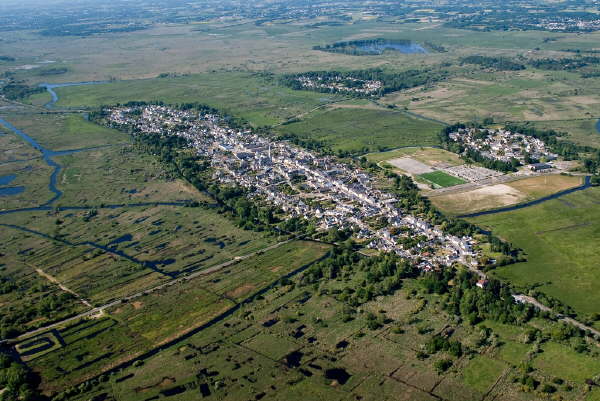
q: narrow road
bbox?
[469,263,600,339]
[33,265,93,308]
[513,294,600,338]
[3,237,295,343]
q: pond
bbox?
[355,41,427,55]
[0,186,25,197]
[0,174,17,186]
[596,119,600,134]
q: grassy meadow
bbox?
[53,266,600,401]
[468,186,600,318]
[276,106,444,153]
[19,240,331,393]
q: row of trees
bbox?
[460,55,526,71]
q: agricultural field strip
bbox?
[4,236,298,343]
[30,264,93,308]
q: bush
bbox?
[434,358,453,373]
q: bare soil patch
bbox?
[429,184,527,215]
[387,157,434,175]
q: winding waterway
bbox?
[0,82,595,218]
[40,81,109,108]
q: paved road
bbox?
[3,238,295,343]
[513,294,600,337]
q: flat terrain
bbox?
[50,73,343,127]
[2,8,600,401]
[277,106,443,153]
[430,175,584,215]
[366,147,464,167]
[58,272,600,401]
[419,171,466,188]
[469,186,600,318]
[19,240,330,393]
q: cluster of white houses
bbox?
[449,128,558,165]
[108,105,479,270]
[295,75,383,94]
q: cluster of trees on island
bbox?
[460,55,526,71]
[0,81,45,101]
[279,67,447,98]
[312,38,422,56]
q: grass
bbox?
[1,205,278,303]
[49,73,345,127]
[419,171,466,187]
[461,356,507,393]
[532,342,600,383]
[51,269,595,401]
[0,113,127,151]
[468,187,600,317]
[507,174,583,199]
[276,106,443,153]
[430,175,584,216]
[23,240,330,393]
[366,146,464,166]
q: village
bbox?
[107,105,479,271]
[449,127,559,169]
[294,75,383,94]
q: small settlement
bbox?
[449,127,558,165]
[107,105,479,271]
[294,75,383,95]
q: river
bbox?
[40,81,109,108]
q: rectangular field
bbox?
[419,171,466,187]
[276,107,443,153]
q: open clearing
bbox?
[386,157,434,175]
[468,187,600,318]
[430,184,526,214]
[276,107,443,153]
[430,175,584,215]
[367,147,463,167]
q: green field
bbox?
[469,187,600,318]
[276,106,444,153]
[419,171,467,187]
[0,113,127,151]
[57,264,596,401]
[49,73,345,127]
[18,240,331,393]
